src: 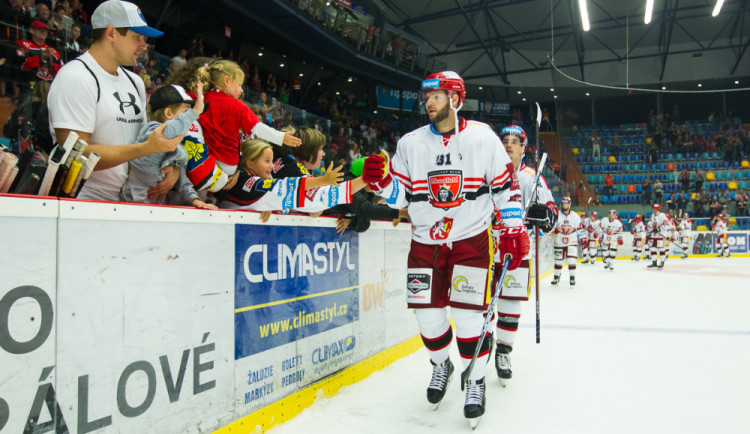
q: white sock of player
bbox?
[414,308,452,365]
[609,248,617,269]
[453,307,489,382]
[495,299,521,346]
[567,255,577,278]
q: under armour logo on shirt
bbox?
[113,92,141,115]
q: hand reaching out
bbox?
[320,163,344,186]
[283,131,302,147]
[260,211,272,223]
[193,81,205,115]
[192,198,218,210]
[336,218,351,235]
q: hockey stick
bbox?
[460,152,548,390]
[533,102,542,345]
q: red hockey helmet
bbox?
[591,211,599,219]
[500,125,528,147]
[664,213,671,220]
[717,213,724,220]
[609,208,617,217]
[581,211,588,217]
[652,203,661,211]
[421,71,466,104]
[561,196,571,205]
[634,214,642,222]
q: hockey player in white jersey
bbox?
[631,214,646,260]
[360,71,529,426]
[713,214,730,257]
[678,214,691,258]
[647,204,670,268]
[586,211,603,264]
[551,197,581,285]
[577,211,589,258]
[491,125,557,385]
[600,209,624,270]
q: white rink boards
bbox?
[269,257,750,434]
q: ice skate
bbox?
[550,275,560,285]
[464,378,485,429]
[427,359,453,409]
[632,255,639,261]
[681,253,688,259]
[589,258,595,264]
[570,276,576,286]
[494,344,512,386]
[647,260,658,268]
[657,261,665,268]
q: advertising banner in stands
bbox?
[462,99,479,112]
[376,85,420,111]
[480,100,510,116]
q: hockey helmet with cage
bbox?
[421,71,466,105]
[500,125,528,147]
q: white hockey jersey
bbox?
[577,216,590,238]
[600,217,623,245]
[649,212,670,238]
[587,218,604,240]
[632,221,646,237]
[713,220,727,236]
[377,118,523,244]
[678,219,691,237]
[554,210,582,247]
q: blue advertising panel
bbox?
[234,225,359,359]
[713,233,748,253]
[376,85,420,110]
[479,101,510,116]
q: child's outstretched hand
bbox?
[194,81,205,115]
[283,131,302,147]
[260,211,272,223]
[320,163,344,186]
[192,198,218,210]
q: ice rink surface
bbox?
[268,257,750,434]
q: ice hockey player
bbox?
[647,204,670,268]
[577,211,589,258]
[586,211,603,264]
[676,214,690,258]
[631,214,646,260]
[491,125,557,385]
[551,196,581,285]
[599,209,624,270]
[713,214,730,257]
[360,71,529,426]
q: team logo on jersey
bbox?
[430,217,453,240]
[273,159,284,173]
[243,177,257,191]
[427,170,464,209]
[113,92,142,115]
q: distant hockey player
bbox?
[675,214,690,258]
[586,211,603,264]
[577,211,589,258]
[647,204,670,268]
[360,71,529,426]
[631,214,646,260]
[491,125,557,385]
[713,214,730,257]
[551,197,581,285]
[600,209,624,270]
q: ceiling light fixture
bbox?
[578,0,590,31]
[645,0,654,24]
[712,0,725,17]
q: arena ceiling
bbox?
[155,0,750,103]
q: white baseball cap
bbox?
[92,0,163,38]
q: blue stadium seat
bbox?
[635,194,643,202]
[601,196,609,203]
[719,182,728,190]
[636,185,643,192]
[664,193,671,200]
[709,183,718,190]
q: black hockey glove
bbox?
[526,202,555,232]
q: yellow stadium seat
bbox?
[742,160,750,167]
[608,156,616,162]
[572,148,580,154]
[729,182,738,189]
[696,225,708,231]
[729,218,737,226]
[691,193,696,200]
[646,137,652,144]
[705,172,715,180]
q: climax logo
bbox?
[311,336,356,365]
[407,273,430,294]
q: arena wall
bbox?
[0,195,557,433]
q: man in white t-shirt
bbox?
[47,0,182,201]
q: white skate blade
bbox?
[498,377,507,388]
[469,416,482,429]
